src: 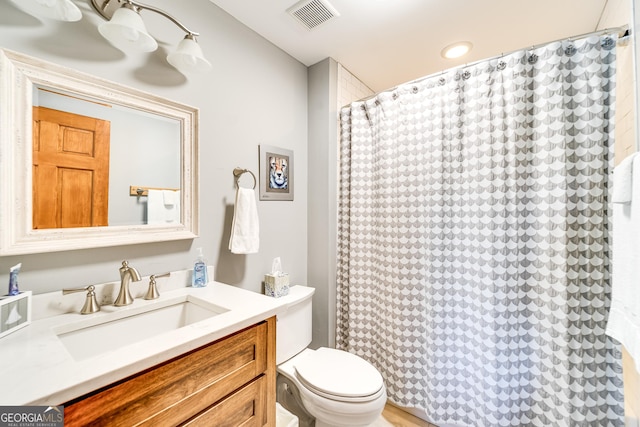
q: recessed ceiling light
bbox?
[441,41,473,59]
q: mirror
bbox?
[0,48,199,255]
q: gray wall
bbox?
[0,0,308,299]
[307,58,339,349]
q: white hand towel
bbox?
[607,154,640,374]
[229,188,260,254]
[164,190,180,223]
[148,189,180,225]
[612,152,639,204]
[163,190,177,206]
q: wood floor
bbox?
[380,404,438,427]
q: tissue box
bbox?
[264,273,290,297]
[0,291,32,339]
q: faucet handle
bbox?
[144,272,170,300]
[62,285,100,315]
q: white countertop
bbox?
[0,280,297,405]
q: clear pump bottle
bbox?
[192,247,208,287]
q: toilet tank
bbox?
[276,285,315,364]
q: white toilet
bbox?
[275,286,387,427]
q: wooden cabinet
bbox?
[63,317,276,427]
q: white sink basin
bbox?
[54,295,228,360]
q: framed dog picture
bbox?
[259,145,293,201]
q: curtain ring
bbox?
[601,36,615,50]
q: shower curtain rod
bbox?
[357,25,629,104]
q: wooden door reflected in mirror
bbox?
[32,107,110,229]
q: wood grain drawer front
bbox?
[181,375,267,427]
[64,321,269,427]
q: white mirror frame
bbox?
[0,48,199,255]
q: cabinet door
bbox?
[181,375,267,427]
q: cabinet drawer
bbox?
[181,375,267,427]
[64,321,269,427]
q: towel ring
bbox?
[233,167,257,189]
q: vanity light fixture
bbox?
[10,0,212,75]
[9,0,82,22]
[441,41,473,59]
[93,0,212,74]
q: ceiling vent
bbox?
[287,0,340,30]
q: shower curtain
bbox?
[336,34,624,426]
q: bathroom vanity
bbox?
[65,317,276,426]
[0,277,286,427]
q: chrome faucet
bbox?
[114,260,141,306]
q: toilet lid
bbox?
[294,348,383,399]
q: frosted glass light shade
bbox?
[98,6,157,53]
[10,0,82,22]
[167,36,212,75]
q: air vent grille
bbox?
[287,0,339,30]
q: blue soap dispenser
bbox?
[192,247,208,287]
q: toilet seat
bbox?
[294,347,384,402]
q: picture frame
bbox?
[259,145,293,201]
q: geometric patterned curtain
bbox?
[336,33,624,427]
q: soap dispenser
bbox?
[192,247,208,287]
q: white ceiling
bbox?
[209,0,610,92]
